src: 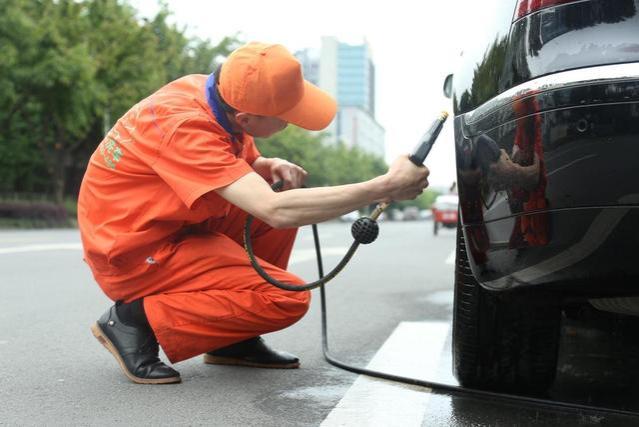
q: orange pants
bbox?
[92,205,310,363]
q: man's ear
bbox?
[234,112,251,127]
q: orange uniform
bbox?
[78,74,310,363]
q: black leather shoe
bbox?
[204,336,300,369]
[91,306,181,384]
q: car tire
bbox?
[452,224,561,393]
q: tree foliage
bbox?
[0,0,237,202]
[457,35,509,114]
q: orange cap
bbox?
[219,42,337,131]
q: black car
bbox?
[445,0,639,392]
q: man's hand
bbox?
[382,155,430,202]
[269,158,308,190]
[252,157,308,190]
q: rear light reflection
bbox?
[515,0,583,20]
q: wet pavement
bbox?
[418,311,639,426]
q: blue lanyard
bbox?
[205,72,237,141]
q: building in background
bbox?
[295,37,385,159]
[295,48,320,87]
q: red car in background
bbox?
[432,194,459,235]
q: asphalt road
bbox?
[1,222,639,426]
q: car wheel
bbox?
[452,224,561,393]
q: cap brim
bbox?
[277,80,337,131]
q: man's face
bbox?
[235,113,288,138]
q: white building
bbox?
[337,106,385,158]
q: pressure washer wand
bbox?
[370,111,449,220]
[410,110,449,166]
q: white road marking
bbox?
[321,321,450,427]
[289,247,349,265]
[0,243,82,255]
[445,249,456,265]
[0,238,52,244]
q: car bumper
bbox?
[455,62,639,295]
[464,204,639,295]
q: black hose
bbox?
[244,214,360,291]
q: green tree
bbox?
[147,4,238,81]
[0,0,238,202]
[0,1,44,193]
[0,0,99,201]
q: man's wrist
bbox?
[252,156,268,168]
[367,174,392,203]
[252,156,272,179]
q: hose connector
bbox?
[351,217,379,244]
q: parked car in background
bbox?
[446,0,639,393]
[388,208,404,221]
[419,209,432,220]
[403,206,420,221]
[431,194,459,235]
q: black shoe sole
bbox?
[91,323,181,384]
[203,353,300,369]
